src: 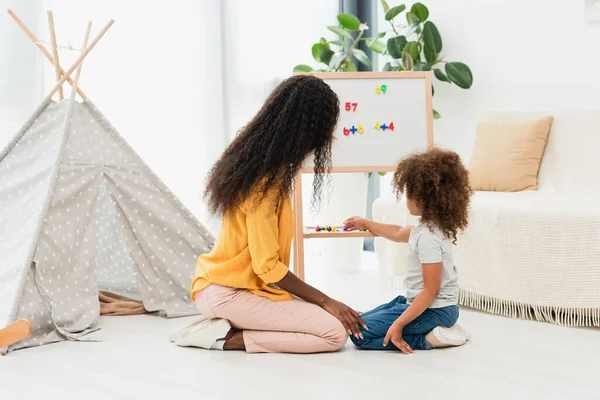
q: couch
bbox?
[372,109,600,327]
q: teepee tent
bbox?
[0,11,214,353]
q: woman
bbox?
[181,75,365,353]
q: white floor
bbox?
[2,253,600,400]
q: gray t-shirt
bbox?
[405,223,458,308]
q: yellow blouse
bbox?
[191,192,294,302]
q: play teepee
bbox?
[0,11,214,353]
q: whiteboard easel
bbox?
[293,72,434,280]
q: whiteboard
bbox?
[303,72,433,172]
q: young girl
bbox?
[176,75,366,354]
[344,148,473,354]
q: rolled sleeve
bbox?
[257,260,289,284]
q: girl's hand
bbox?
[384,320,413,354]
[344,216,367,231]
[321,298,367,339]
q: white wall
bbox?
[378,0,600,163]
[221,0,340,141]
[2,0,339,231]
[0,0,44,144]
[35,0,225,224]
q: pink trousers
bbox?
[195,284,348,353]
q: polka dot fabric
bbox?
[3,100,215,352]
[0,102,65,333]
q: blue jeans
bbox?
[350,296,459,350]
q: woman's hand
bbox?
[344,216,368,231]
[321,298,367,339]
[383,320,413,354]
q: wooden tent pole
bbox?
[71,22,92,97]
[47,11,63,100]
[7,9,88,100]
[43,19,114,101]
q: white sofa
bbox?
[373,109,600,327]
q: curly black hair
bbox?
[393,148,473,244]
[204,75,340,216]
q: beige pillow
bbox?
[468,116,553,191]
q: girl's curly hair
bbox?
[204,75,339,216]
[393,148,473,244]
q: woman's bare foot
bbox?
[223,330,246,350]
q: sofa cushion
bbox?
[468,116,553,192]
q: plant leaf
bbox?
[337,13,361,31]
[411,3,429,22]
[431,84,434,96]
[381,0,390,13]
[382,62,393,71]
[327,26,353,39]
[329,40,347,47]
[434,68,450,82]
[385,4,406,21]
[310,43,335,66]
[423,21,442,53]
[413,62,431,71]
[387,35,407,59]
[312,43,325,62]
[403,41,420,63]
[367,39,387,54]
[344,61,358,71]
[424,46,437,64]
[445,62,473,89]
[406,11,420,24]
[293,64,313,73]
[433,109,441,119]
[378,172,387,176]
[320,48,334,65]
[352,48,372,69]
[402,52,414,70]
[377,31,386,38]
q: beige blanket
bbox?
[99,291,148,316]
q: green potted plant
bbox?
[293,1,473,119]
[293,2,473,267]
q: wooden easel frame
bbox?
[292,71,434,281]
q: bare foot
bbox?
[223,330,246,350]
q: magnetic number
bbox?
[374,121,380,130]
[343,127,350,136]
[375,84,387,94]
[389,122,395,131]
[344,102,358,112]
